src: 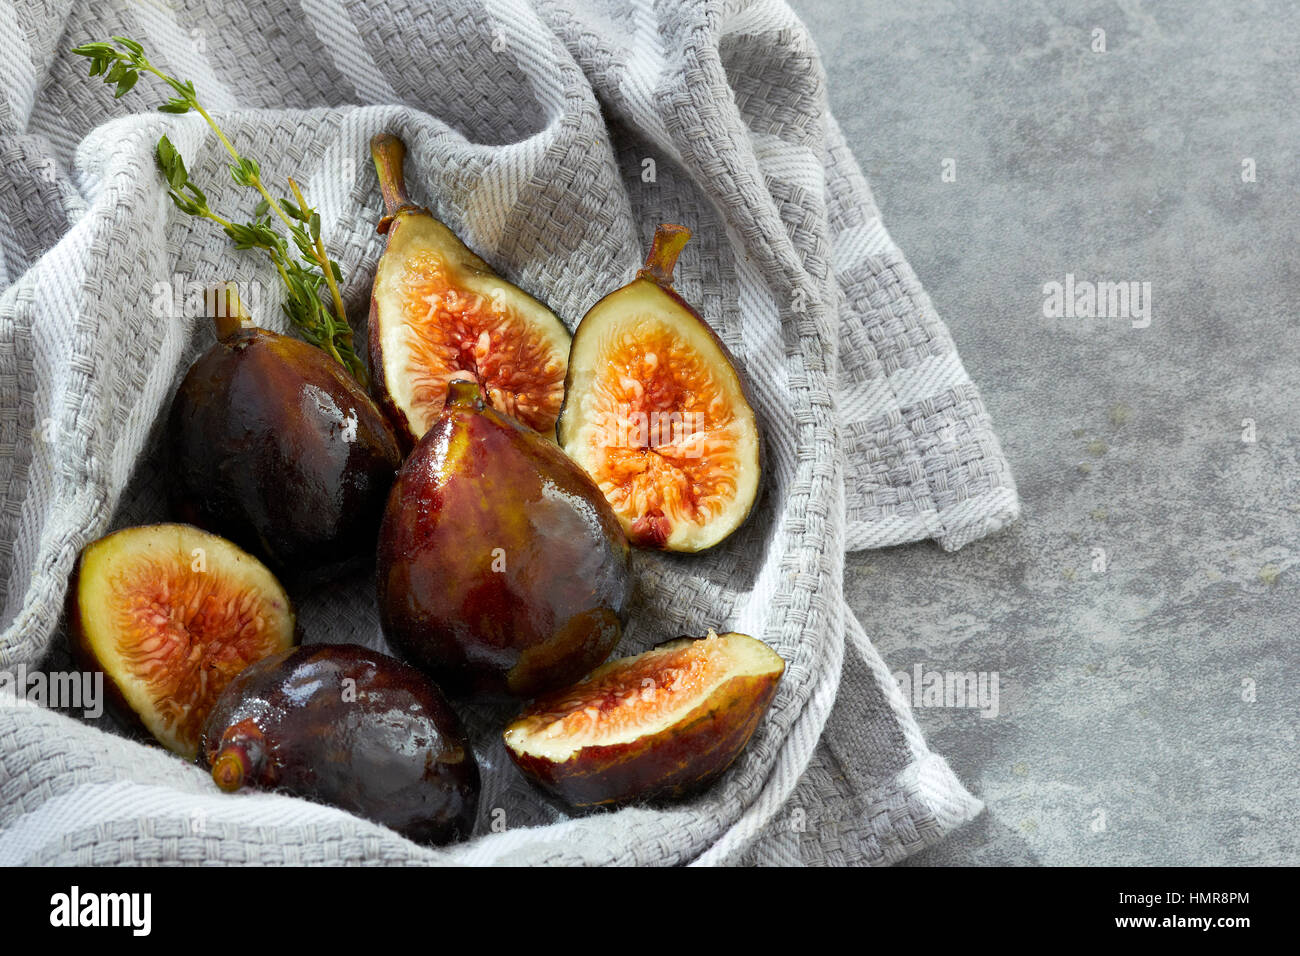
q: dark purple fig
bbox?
[376,379,632,699]
[199,643,478,846]
[168,316,403,587]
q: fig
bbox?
[558,224,762,552]
[67,523,297,759]
[200,643,479,846]
[376,379,632,698]
[504,630,785,808]
[167,294,403,586]
[368,133,571,443]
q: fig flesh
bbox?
[504,630,784,807]
[368,133,570,443]
[377,379,632,698]
[168,316,402,586]
[200,643,479,846]
[558,225,762,552]
[68,523,297,759]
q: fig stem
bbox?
[637,224,692,288]
[371,133,422,232]
[446,378,486,408]
[211,747,250,792]
[211,284,254,340]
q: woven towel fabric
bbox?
[0,0,1018,865]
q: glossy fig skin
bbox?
[199,643,479,846]
[168,328,403,586]
[376,381,632,698]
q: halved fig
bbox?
[557,225,761,552]
[67,524,296,760]
[503,630,784,807]
[368,133,571,443]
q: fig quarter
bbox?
[504,630,785,808]
[368,133,571,443]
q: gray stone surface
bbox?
[790,0,1299,865]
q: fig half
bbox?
[368,133,571,443]
[504,630,785,808]
[68,523,296,759]
[558,225,762,552]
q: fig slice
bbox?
[503,630,784,807]
[557,224,762,552]
[368,133,571,443]
[68,523,296,760]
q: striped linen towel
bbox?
[0,0,1018,865]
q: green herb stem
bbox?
[72,36,367,385]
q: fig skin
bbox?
[66,523,297,759]
[376,379,632,698]
[199,643,479,846]
[505,634,784,808]
[167,326,403,586]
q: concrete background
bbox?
[789,0,1299,864]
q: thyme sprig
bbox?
[72,36,366,384]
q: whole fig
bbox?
[200,643,478,846]
[168,324,402,586]
[377,379,632,698]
